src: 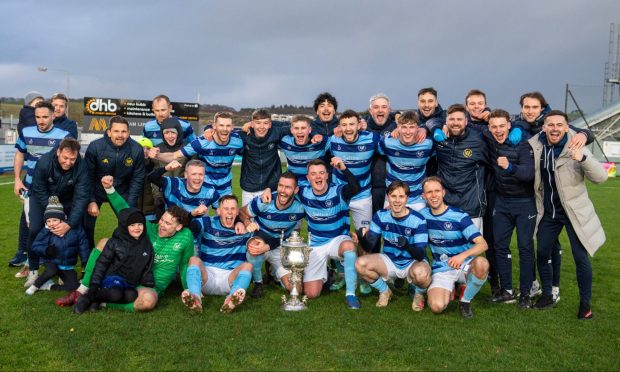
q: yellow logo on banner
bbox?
[89,118,108,132]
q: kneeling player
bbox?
[420,177,489,319]
[239,172,305,297]
[355,181,431,309]
[182,195,254,313]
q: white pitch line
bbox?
[0,181,15,186]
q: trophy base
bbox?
[281,301,308,311]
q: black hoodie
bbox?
[90,207,154,288]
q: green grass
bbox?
[0,171,619,370]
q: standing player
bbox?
[328,110,378,233]
[143,94,196,146]
[297,159,361,309]
[12,101,72,276]
[378,111,433,211]
[279,115,328,187]
[239,172,305,297]
[421,177,489,319]
[355,181,431,309]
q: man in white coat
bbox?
[528,110,607,319]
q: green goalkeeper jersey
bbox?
[107,188,194,295]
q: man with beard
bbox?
[431,104,489,230]
[511,91,593,303]
[528,110,607,319]
[84,116,145,250]
[239,172,305,298]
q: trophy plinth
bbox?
[279,231,311,311]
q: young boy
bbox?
[26,196,90,295]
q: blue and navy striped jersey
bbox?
[279,135,328,187]
[195,216,251,270]
[143,117,196,146]
[248,192,305,243]
[419,206,481,273]
[328,131,378,200]
[162,177,220,213]
[15,126,71,188]
[378,137,434,205]
[368,208,428,269]
[298,184,350,246]
[181,134,244,196]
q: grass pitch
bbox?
[0,171,619,371]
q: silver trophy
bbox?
[279,231,312,311]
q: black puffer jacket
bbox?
[435,127,489,218]
[238,122,289,192]
[30,151,90,229]
[90,208,154,288]
[483,130,534,198]
[85,132,145,206]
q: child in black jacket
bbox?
[74,207,154,313]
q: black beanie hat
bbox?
[125,210,146,226]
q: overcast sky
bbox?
[2,0,619,114]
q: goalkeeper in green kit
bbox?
[57,175,194,312]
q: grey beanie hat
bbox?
[44,196,65,221]
[24,91,44,106]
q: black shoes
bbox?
[251,282,263,299]
[490,289,517,304]
[459,301,473,319]
[578,302,594,320]
[517,294,531,309]
[533,293,555,309]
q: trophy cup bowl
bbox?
[279,231,311,311]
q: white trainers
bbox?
[40,279,54,291]
[24,270,39,288]
[552,286,560,304]
[529,280,542,298]
[25,285,38,296]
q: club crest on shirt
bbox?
[48,139,57,146]
[325,200,333,208]
[444,222,453,230]
[268,143,275,150]
[405,228,412,236]
[358,145,366,151]
[124,157,134,166]
[463,149,473,158]
[416,151,424,158]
